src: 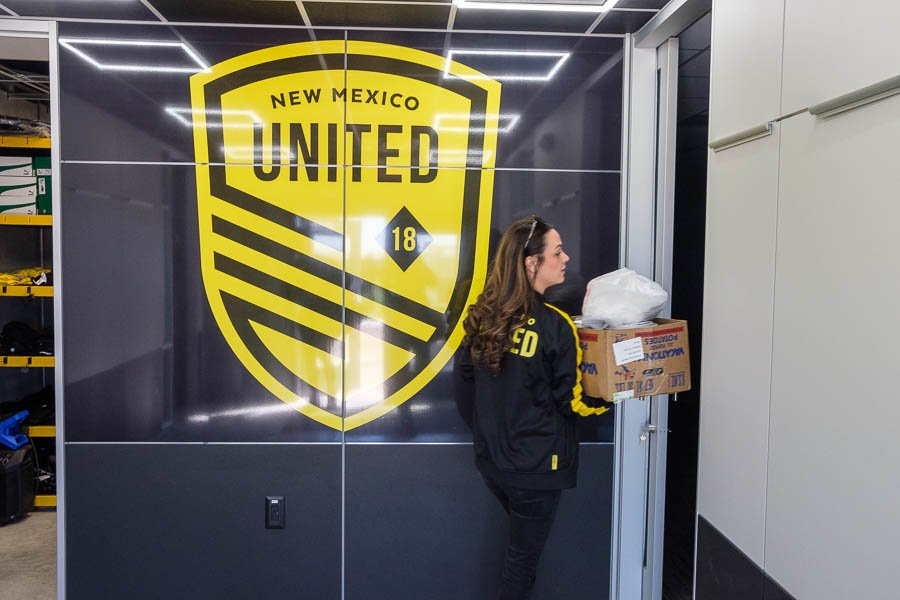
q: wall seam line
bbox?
[761,0,788,575]
[340,30,348,600]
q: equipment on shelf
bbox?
[0,266,51,286]
[0,320,53,356]
[0,443,36,524]
[0,411,29,450]
[0,117,49,138]
[2,386,54,426]
[0,387,56,502]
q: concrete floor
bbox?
[0,510,56,600]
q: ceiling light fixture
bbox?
[434,113,521,133]
[58,38,209,74]
[429,148,494,163]
[454,0,617,13]
[445,49,570,82]
[165,107,262,128]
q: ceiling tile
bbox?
[590,9,653,33]
[614,0,667,9]
[305,2,451,28]
[145,0,306,25]
[0,0,158,20]
[453,7,600,33]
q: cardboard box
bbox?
[578,318,691,402]
[33,157,51,177]
[0,175,36,197]
[0,156,33,177]
[0,195,36,215]
[34,158,51,214]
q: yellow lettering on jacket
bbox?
[509,327,538,358]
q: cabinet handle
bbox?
[809,73,900,118]
[708,122,773,152]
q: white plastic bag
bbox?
[581,268,668,327]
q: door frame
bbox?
[0,16,61,598]
[614,1,710,597]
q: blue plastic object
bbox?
[0,410,29,450]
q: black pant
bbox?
[483,476,562,600]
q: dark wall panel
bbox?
[764,575,797,600]
[696,515,763,600]
[346,444,613,599]
[57,22,343,163]
[59,21,623,600]
[61,163,340,442]
[696,515,798,600]
[533,444,614,599]
[66,444,341,600]
[346,169,619,442]
[346,30,623,171]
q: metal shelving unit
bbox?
[0,285,53,297]
[0,214,52,226]
[0,135,56,511]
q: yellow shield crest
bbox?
[189,41,500,430]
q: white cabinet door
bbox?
[697,127,780,566]
[765,96,900,600]
[709,0,785,142]
[782,0,900,114]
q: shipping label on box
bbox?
[0,175,36,196]
[0,156,34,177]
[578,319,691,402]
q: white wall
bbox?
[707,0,784,141]
[764,93,900,600]
[699,1,900,598]
[697,126,779,565]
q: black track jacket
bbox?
[459,297,608,490]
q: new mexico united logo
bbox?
[189,41,500,430]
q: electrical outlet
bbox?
[265,496,285,529]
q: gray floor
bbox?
[0,510,56,600]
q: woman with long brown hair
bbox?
[460,215,608,600]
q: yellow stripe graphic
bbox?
[544,303,608,417]
[217,272,343,339]
[211,198,342,268]
[213,235,436,341]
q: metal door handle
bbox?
[639,424,657,443]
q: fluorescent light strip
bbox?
[429,148,494,162]
[454,0,617,13]
[58,38,209,74]
[445,49,570,82]
[165,107,262,128]
[434,113,521,133]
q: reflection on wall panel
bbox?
[59,24,623,599]
[61,163,341,443]
[58,23,624,171]
[61,27,622,441]
[346,30,624,171]
[66,444,342,600]
[345,444,614,600]
[58,23,344,163]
